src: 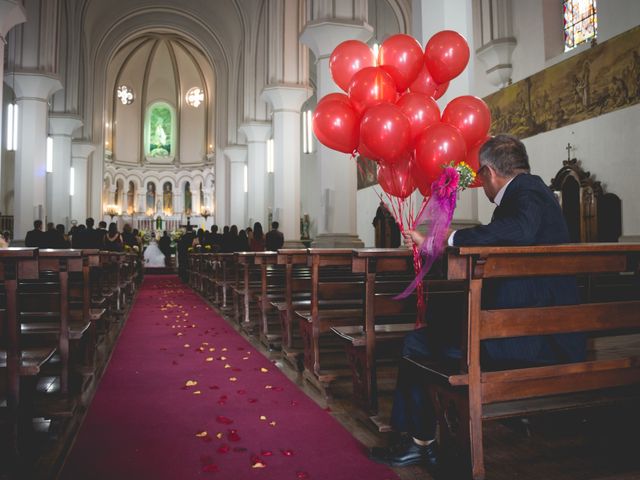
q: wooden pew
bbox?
[295,248,364,396]
[254,252,285,350]
[212,253,235,310]
[0,248,56,460]
[407,243,640,480]
[272,249,310,369]
[232,252,260,335]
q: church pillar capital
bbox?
[239,122,271,143]
[261,84,312,113]
[49,115,83,137]
[71,142,96,161]
[5,72,62,101]
[224,145,247,164]
[299,20,373,60]
[0,0,26,41]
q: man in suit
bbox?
[372,134,585,470]
[25,220,45,247]
[265,221,284,251]
[177,225,196,282]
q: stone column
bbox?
[49,115,82,227]
[5,72,62,240]
[239,122,271,226]
[71,142,95,224]
[225,145,247,228]
[0,1,26,152]
[215,153,227,227]
[300,20,372,247]
[261,85,311,245]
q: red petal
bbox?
[202,463,218,473]
[281,449,294,456]
[227,429,241,442]
[248,398,258,404]
[261,450,273,456]
[296,471,310,479]
[217,444,230,454]
[209,385,220,390]
[216,416,234,425]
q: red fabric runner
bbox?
[60,275,398,480]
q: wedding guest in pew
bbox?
[250,222,265,252]
[103,223,124,252]
[25,219,45,247]
[265,221,284,251]
[55,224,71,248]
[238,229,250,252]
[371,134,586,470]
[178,225,196,281]
[210,225,223,251]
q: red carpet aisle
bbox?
[60,275,398,480]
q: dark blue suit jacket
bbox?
[453,173,586,364]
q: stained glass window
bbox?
[564,0,597,52]
[117,85,134,105]
[186,87,204,107]
[147,102,173,157]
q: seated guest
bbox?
[265,221,284,251]
[250,222,265,252]
[103,222,123,252]
[43,222,58,248]
[371,134,586,471]
[210,225,223,251]
[122,223,137,247]
[237,229,250,251]
[25,220,45,247]
[56,224,71,248]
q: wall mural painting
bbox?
[485,25,640,139]
[357,156,378,190]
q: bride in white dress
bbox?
[144,239,166,267]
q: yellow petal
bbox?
[193,390,201,395]
[206,357,214,362]
[259,415,267,421]
[220,356,227,361]
[260,368,268,373]
[264,385,272,389]
[269,421,276,427]
[209,347,216,352]
[222,348,228,352]
[229,377,237,382]
[252,462,266,469]
[224,364,231,369]
[195,431,207,437]
[242,356,249,360]
[185,380,198,387]
[216,432,223,439]
[184,344,190,348]
[177,332,183,336]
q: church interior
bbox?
[1,0,640,479]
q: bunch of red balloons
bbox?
[312,31,491,199]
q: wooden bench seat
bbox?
[408,243,640,480]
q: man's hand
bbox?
[402,230,425,249]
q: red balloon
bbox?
[465,136,490,188]
[330,40,376,92]
[442,95,492,148]
[359,102,411,164]
[434,81,449,100]
[396,92,441,143]
[379,34,424,92]
[319,92,352,105]
[347,67,397,116]
[411,159,431,197]
[409,64,438,97]
[377,153,416,199]
[414,123,467,185]
[312,96,359,154]
[424,30,470,84]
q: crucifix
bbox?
[566,142,574,161]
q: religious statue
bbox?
[156,215,163,231]
[155,121,167,147]
[163,182,173,212]
[184,182,192,215]
[300,214,310,240]
[146,182,156,212]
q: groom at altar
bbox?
[371,134,586,470]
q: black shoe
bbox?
[370,438,439,468]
